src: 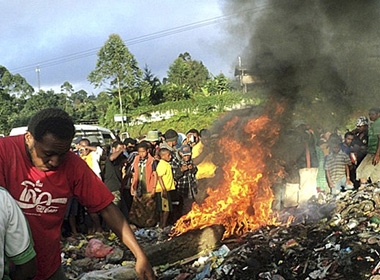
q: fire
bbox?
[172,103,284,239]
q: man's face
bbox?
[181,154,191,162]
[138,147,148,159]
[369,112,379,122]
[186,133,199,146]
[344,135,354,146]
[78,141,90,156]
[332,145,340,154]
[161,151,172,162]
[125,143,135,153]
[25,132,71,171]
[357,125,368,132]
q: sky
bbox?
[1,0,243,95]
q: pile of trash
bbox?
[62,184,380,280]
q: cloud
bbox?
[2,1,242,92]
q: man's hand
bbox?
[135,255,156,280]
[100,203,156,280]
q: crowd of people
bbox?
[275,107,380,210]
[1,106,380,279]
[0,107,219,279]
[69,105,380,230]
[66,125,214,234]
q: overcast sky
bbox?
[1,1,243,94]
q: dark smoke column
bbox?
[221,0,380,129]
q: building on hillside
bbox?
[234,57,265,93]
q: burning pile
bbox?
[173,102,285,239]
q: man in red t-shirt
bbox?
[0,108,155,280]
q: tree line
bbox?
[0,34,235,135]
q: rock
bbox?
[106,247,124,263]
[71,257,98,273]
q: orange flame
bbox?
[172,103,284,239]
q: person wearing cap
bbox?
[175,144,198,216]
[145,130,161,159]
[161,129,178,154]
[161,129,181,165]
[357,108,380,187]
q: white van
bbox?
[9,127,28,136]
[9,124,116,145]
[73,124,116,145]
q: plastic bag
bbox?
[85,238,113,258]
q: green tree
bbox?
[60,81,75,114]
[0,91,16,134]
[0,66,35,132]
[143,65,164,105]
[69,89,90,121]
[0,65,34,98]
[166,52,210,98]
[162,83,192,101]
[17,89,62,125]
[201,73,231,96]
[75,94,99,123]
[94,91,114,126]
[88,34,143,129]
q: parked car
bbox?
[9,124,116,145]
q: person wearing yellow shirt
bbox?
[155,148,176,228]
[192,129,217,180]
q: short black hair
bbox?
[137,141,150,151]
[28,108,75,142]
[186,128,199,136]
[123,137,137,146]
[112,141,123,148]
[344,131,354,139]
[158,147,170,157]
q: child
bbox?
[176,144,198,216]
[129,141,158,227]
[155,148,176,228]
[325,140,354,195]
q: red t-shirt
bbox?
[0,135,114,279]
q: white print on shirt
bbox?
[16,180,68,214]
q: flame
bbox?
[172,103,284,239]
[286,215,296,227]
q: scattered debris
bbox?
[62,184,380,279]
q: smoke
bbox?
[220,0,380,130]
[193,0,380,207]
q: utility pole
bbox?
[35,66,41,92]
